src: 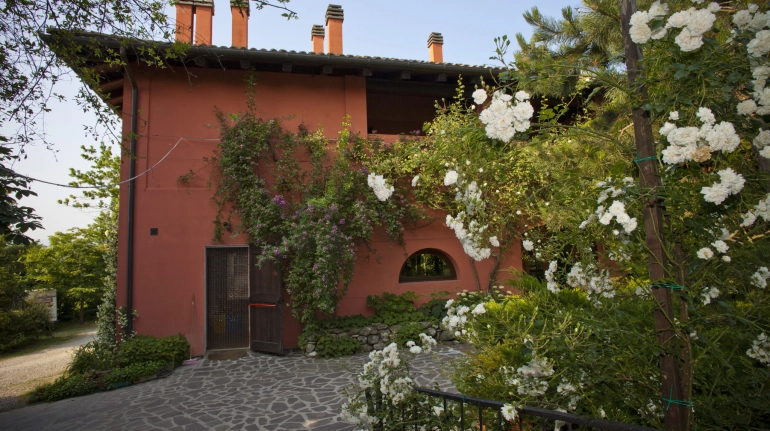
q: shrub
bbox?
[393,322,427,347]
[0,301,51,352]
[118,334,189,367]
[102,361,166,389]
[68,341,117,374]
[33,373,97,402]
[313,333,360,358]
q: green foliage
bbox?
[102,361,166,389]
[118,334,189,367]
[367,291,418,315]
[393,322,426,347]
[305,332,360,358]
[33,373,98,403]
[23,228,108,322]
[68,341,117,375]
[212,97,420,325]
[0,301,51,352]
[0,146,42,245]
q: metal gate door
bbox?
[249,249,283,354]
[206,247,249,350]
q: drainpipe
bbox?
[120,46,137,336]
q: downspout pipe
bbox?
[120,46,137,336]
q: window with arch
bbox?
[399,249,456,283]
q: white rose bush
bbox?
[341,1,770,430]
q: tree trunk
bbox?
[79,299,85,326]
[618,1,687,430]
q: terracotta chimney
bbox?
[325,4,344,55]
[311,25,325,54]
[428,32,444,63]
[194,0,214,46]
[174,1,214,45]
[175,2,195,43]
[231,0,250,48]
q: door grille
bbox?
[206,247,249,350]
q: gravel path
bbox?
[0,328,97,412]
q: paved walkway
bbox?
[0,345,464,431]
[0,328,97,413]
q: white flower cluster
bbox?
[629,1,670,44]
[700,286,720,305]
[741,193,770,227]
[579,177,638,234]
[747,332,770,365]
[701,168,746,205]
[405,333,437,355]
[660,107,740,165]
[476,90,534,142]
[750,266,770,288]
[501,356,555,397]
[441,299,476,338]
[744,65,770,155]
[367,173,394,201]
[545,260,559,294]
[444,169,495,261]
[733,5,770,56]
[567,262,615,300]
[696,239,730,261]
[340,402,375,427]
[629,1,718,51]
[556,378,584,411]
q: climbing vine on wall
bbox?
[211,95,420,325]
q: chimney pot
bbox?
[428,32,444,63]
[325,4,344,55]
[231,0,250,48]
[175,0,215,45]
[311,24,325,54]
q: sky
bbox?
[7,0,575,244]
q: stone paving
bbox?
[0,345,464,431]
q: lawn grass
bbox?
[0,320,96,362]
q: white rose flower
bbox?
[443,170,459,186]
[411,175,420,187]
[472,89,488,105]
[489,236,500,247]
[707,2,720,12]
[669,111,679,120]
[712,240,729,253]
[733,10,752,28]
[748,30,770,57]
[675,28,704,51]
[737,99,758,116]
[696,247,714,260]
[630,10,650,26]
[754,130,770,148]
[522,239,534,251]
[515,90,531,102]
[630,23,652,44]
[760,146,770,159]
[649,1,669,18]
[667,9,692,28]
[660,122,677,136]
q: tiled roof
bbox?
[50,30,503,75]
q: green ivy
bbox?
[211,90,421,326]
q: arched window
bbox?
[399,249,456,283]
